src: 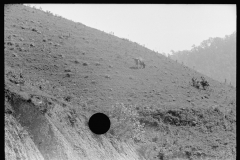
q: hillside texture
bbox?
[169,32,236,87]
[5,4,236,160]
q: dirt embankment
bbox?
[5,80,145,160]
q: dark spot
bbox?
[88,113,110,135]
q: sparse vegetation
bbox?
[64,95,72,102]
[5,4,235,160]
[104,74,111,79]
[191,76,209,90]
[170,32,236,87]
[73,60,79,64]
[67,108,77,127]
[200,76,210,90]
[107,102,146,143]
[91,80,96,84]
[134,104,236,160]
[82,62,88,66]
[95,62,101,66]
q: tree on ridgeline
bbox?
[169,31,236,87]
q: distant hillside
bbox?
[169,32,236,87]
[5,4,236,160]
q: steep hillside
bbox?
[5,4,236,160]
[169,32,236,87]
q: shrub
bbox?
[191,77,200,89]
[104,75,111,79]
[64,96,72,102]
[191,77,209,90]
[82,62,88,66]
[200,76,209,90]
[107,102,146,143]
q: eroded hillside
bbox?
[5,4,236,160]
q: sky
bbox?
[26,4,236,55]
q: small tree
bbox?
[191,77,209,90]
[191,77,200,89]
[200,76,209,90]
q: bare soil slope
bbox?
[5,4,236,160]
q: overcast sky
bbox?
[26,4,236,55]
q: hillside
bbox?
[5,4,236,160]
[169,32,236,87]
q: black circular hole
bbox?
[88,112,111,135]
